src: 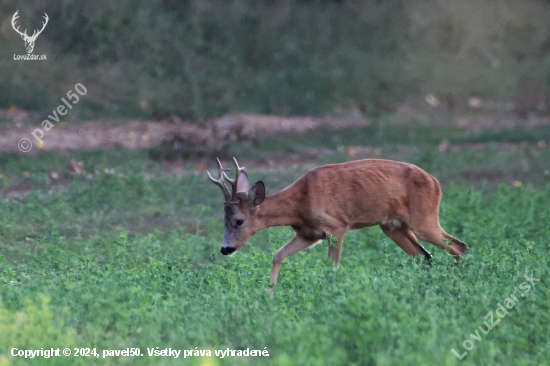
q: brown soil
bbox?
[0,112,369,153]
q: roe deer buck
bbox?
[208,158,467,287]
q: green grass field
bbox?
[1,133,549,365]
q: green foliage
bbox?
[0,295,85,366]
[0,146,550,365]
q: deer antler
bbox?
[29,13,48,40]
[11,11,29,38]
[207,158,232,201]
[11,11,48,41]
[224,157,250,199]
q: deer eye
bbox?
[236,219,244,226]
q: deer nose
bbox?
[220,246,237,255]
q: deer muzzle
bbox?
[220,246,237,255]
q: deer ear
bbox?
[249,181,265,206]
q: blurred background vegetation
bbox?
[1,0,550,123]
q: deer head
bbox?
[208,158,265,255]
[12,11,49,54]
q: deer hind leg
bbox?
[411,221,467,260]
[406,174,468,260]
[270,235,320,286]
[380,224,432,261]
[443,232,468,256]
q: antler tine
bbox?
[207,158,231,201]
[222,157,250,199]
[11,11,28,37]
[38,13,48,34]
[233,156,245,171]
[30,13,49,39]
[223,157,246,184]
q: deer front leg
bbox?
[270,235,319,287]
[328,228,347,264]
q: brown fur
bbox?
[213,158,468,287]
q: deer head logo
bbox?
[11,11,49,54]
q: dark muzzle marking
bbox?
[221,247,237,255]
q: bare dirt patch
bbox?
[0,112,369,154]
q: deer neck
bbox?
[253,188,301,231]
